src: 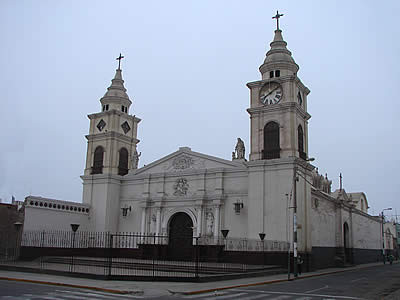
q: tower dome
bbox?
[259,29,299,80]
[100,60,132,114]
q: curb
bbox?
[0,276,141,295]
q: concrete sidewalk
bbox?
[0,262,393,298]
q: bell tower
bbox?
[247,13,311,161]
[82,55,141,232]
[84,55,141,176]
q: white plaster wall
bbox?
[310,196,336,247]
[352,212,381,249]
[117,199,141,232]
[24,206,90,231]
[120,180,144,199]
[223,171,248,238]
[264,167,293,242]
[82,177,121,232]
[223,195,248,238]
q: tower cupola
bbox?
[100,54,132,114]
[259,13,299,80]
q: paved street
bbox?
[177,263,400,300]
[0,263,399,299]
[0,281,144,299]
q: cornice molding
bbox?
[80,173,123,184]
[85,132,140,143]
[100,96,132,105]
[122,166,248,181]
[88,110,141,123]
[247,75,310,95]
[247,102,311,120]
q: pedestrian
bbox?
[297,255,304,275]
[389,254,394,265]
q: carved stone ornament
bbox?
[121,121,131,134]
[173,155,193,170]
[163,154,206,172]
[97,119,106,132]
[173,178,189,196]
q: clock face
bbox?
[260,82,282,105]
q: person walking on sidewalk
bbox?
[298,255,304,275]
[389,254,394,265]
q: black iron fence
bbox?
[0,230,21,260]
[19,230,289,251]
[0,230,289,281]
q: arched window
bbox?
[263,122,280,159]
[298,125,306,160]
[92,146,104,174]
[118,148,129,176]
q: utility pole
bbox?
[293,166,298,278]
[382,208,392,264]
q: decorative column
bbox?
[155,208,161,244]
[196,207,203,237]
[349,207,354,264]
[214,205,220,243]
[156,208,161,235]
[140,207,146,234]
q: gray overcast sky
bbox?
[1,1,399,218]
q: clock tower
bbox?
[247,20,311,161]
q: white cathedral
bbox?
[23,21,392,269]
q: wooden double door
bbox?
[168,212,194,260]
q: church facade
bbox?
[22,23,390,269]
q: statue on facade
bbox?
[234,138,245,160]
[131,149,141,169]
[206,212,214,236]
[150,214,157,233]
[323,173,332,194]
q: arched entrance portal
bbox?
[168,212,194,260]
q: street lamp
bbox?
[13,222,23,259]
[259,233,266,266]
[70,223,80,272]
[293,157,314,278]
[381,208,392,264]
[221,229,229,250]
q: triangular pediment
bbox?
[131,147,246,175]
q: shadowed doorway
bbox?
[168,212,194,260]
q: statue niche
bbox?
[206,212,214,236]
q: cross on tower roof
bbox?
[272,10,284,30]
[116,53,124,70]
